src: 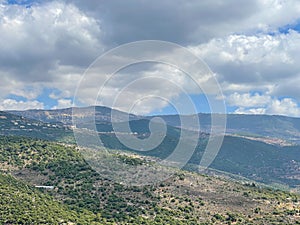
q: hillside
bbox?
[96,133,300,189]
[0,173,104,224]
[149,113,300,144]
[0,111,74,143]
[9,106,139,125]
[82,119,300,189]
[8,107,300,143]
[2,109,300,189]
[0,136,299,224]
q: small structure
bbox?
[35,185,54,189]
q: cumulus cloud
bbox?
[70,0,300,45]
[228,93,300,117]
[0,0,300,116]
[191,30,300,84]
[190,30,300,102]
[227,92,271,107]
[0,1,103,99]
[267,98,300,117]
[0,99,44,110]
[52,98,72,109]
[76,62,214,114]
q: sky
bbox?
[1,0,300,117]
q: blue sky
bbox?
[279,20,300,33]
[1,0,300,117]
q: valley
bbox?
[3,108,300,189]
[0,107,300,224]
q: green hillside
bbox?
[93,123,300,188]
[1,110,299,189]
[0,173,103,224]
[0,136,299,224]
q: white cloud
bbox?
[0,99,44,110]
[227,92,271,107]
[0,0,300,116]
[190,31,300,103]
[244,0,300,33]
[234,107,266,115]
[0,1,103,101]
[267,98,300,117]
[192,31,299,65]
[80,63,208,114]
[230,93,300,117]
[52,99,73,109]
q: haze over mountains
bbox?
[9,106,300,143]
[2,106,300,190]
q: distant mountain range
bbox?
[8,106,139,125]
[9,106,300,143]
[150,113,300,144]
[3,106,300,189]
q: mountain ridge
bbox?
[8,106,300,143]
[2,108,300,189]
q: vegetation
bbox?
[98,129,300,188]
[0,136,299,224]
[0,173,103,224]
[2,110,300,188]
[0,111,74,143]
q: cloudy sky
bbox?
[1,0,300,116]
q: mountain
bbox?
[96,125,300,189]
[0,136,299,224]
[0,111,74,142]
[209,136,300,188]
[5,107,300,188]
[9,106,139,125]
[149,113,300,143]
[9,107,300,143]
